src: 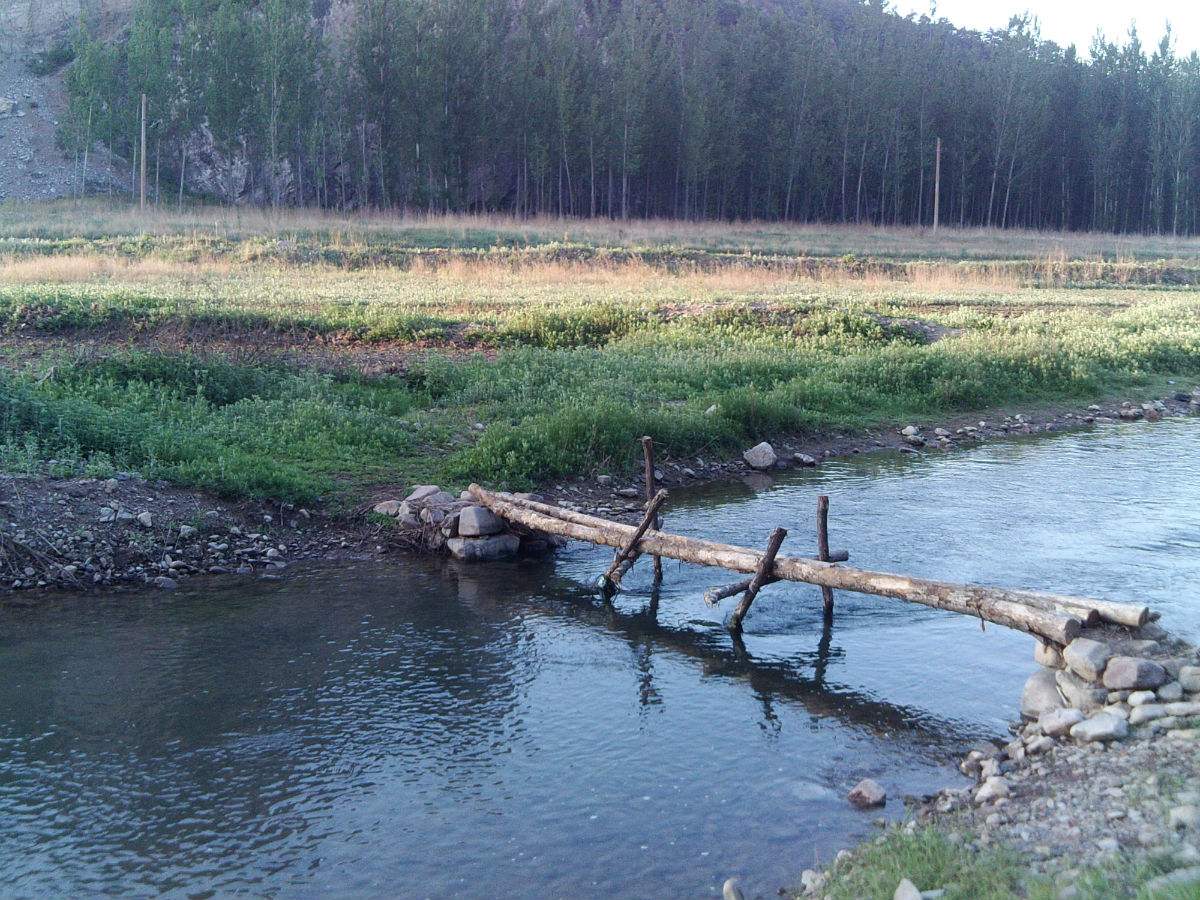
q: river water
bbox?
[1,419,1197,899]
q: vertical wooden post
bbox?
[641,436,663,583]
[817,495,835,618]
[729,527,787,633]
[932,137,942,233]
[139,93,148,211]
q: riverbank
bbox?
[2,384,1197,595]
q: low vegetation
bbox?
[814,827,1198,900]
[1,202,1199,504]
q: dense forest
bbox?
[58,0,1200,233]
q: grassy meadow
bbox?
[2,200,1199,505]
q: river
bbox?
[1,419,1197,898]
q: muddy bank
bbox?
[0,472,389,598]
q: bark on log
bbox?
[467,485,1112,646]
[642,436,664,583]
[817,495,835,617]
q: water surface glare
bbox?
[1,419,1197,898]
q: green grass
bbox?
[0,202,1198,504]
[815,829,1200,900]
[815,828,1024,899]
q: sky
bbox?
[890,1,1200,57]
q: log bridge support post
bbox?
[641,436,663,585]
[817,495,835,619]
[728,527,787,633]
[597,489,668,596]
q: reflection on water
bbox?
[0,418,1197,898]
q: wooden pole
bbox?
[729,527,787,632]
[599,489,668,594]
[817,495,835,618]
[467,485,1136,645]
[139,93,148,212]
[641,436,663,583]
[932,137,942,233]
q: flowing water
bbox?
[1,419,1198,899]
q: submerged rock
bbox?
[446,534,520,561]
[847,778,886,809]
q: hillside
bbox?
[0,0,127,203]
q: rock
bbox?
[848,778,886,809]
[596,475,613,486]
[1026,735,1055,754]
[705,404,719,416]
[1159,682,1184,702]
[1128,704,1167,725]
[894,878,922,900]
[722,877,744,900]
[1022,669,1065,718]
[1128,690,1157,707]
[616,487,640,499]
[179,525,198,539]
[1180,666,1200,692]
[1142,867,1200,894]
[1069,713,1128,742]
[901,425,921,436]
[1035,641,1064,669]
[1103,656,1168,690]
[153,576,178,590]
[373,500,403,516]
[793,453,818,467]
[903,434,926,447]
[975,777,1010,804]
[404,485,443,503]
[1164,702,1200,717]
[445,534,520,561]
[1039,707,1085,737]
[1063,638,1112,682]
[743,442,778,470]
[1170,806,1200,831]
[799,869,824,894]
[458,505,505,537]
[136,511,154,528]
[1055,669,1107,711]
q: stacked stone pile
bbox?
[373,485,562,560]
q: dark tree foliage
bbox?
[62,0,1200,233]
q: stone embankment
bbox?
[797,621,1200,898]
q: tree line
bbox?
[60,0,1200,234]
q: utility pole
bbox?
[932,136,942,232]
[139,93,147,211]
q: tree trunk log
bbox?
[466,485,1133,646]
[729,527,788,632]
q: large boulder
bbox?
[458,505,504,537]
[1103,656,1168,691]
[446,534,520,561]
[743,442,778,470]
[1055,669,1107,711]
[1070,713,1128,743]
[1063,638,1112,682]
[1021,668,1064,718]
[1038,707,1085,737]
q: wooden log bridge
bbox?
[467,484,1152,646]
